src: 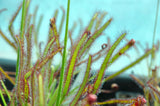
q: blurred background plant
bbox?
[0,0,160,106]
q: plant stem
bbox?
[149,0,159,76]
[56,0,70,105]
[152,0,159,47]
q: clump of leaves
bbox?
[0,0,158,106]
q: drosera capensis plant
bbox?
[0,0,159,106]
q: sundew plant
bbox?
[0,0,160,106]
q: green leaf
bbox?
[71,55,92,106]
[0,80,11,100]
[0,88,7,106]
[109,39,135,64]
[79,18,112,57]
[103,48,155,83]
[63,31,88,98]
[39,74,44,106]
[93,33,126,94]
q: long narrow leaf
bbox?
[50,18,61,49]
[71,55,92,106]
[59,7,65,35]
[0,29,17,50]
[25,25,33,70]
[39,74,44,106]
[9,3,22,44]
[95,12,107,30]
[79,18,112,57]
[103,48,155,83]
[63,31,88,97]
[49,86,59,106]
[93,33,126,94]
[0,67,15,85]
[43,36,56,57]
[0,89,7,106]
[95,98,135,105]
[109,39,135,64]
[0,80,11,100]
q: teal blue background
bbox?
[0,0,160,75]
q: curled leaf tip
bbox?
[128,39,135,46]
[101,43,108,49]
[109,18,113,22]
[50,17,56,28]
